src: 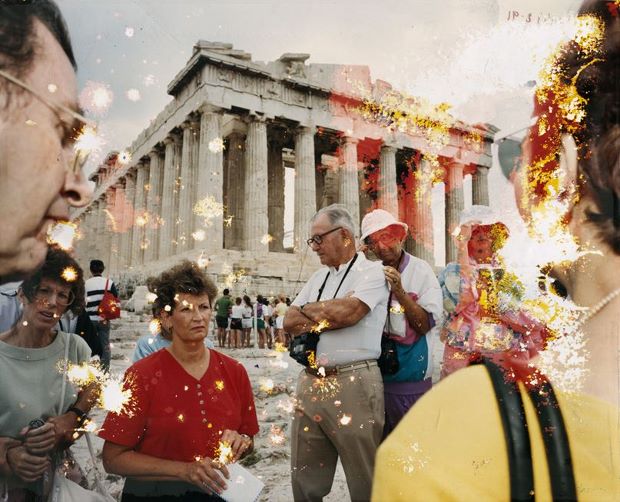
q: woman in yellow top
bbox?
[373,0,620,499]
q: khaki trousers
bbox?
[291,363,384,502]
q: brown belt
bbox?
[305,359,377,378]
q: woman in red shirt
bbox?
[100,261,259,501]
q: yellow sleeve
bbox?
[372,366,511,502]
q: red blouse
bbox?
[99,349,259,462]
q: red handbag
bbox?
[98,279,121,320]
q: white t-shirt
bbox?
[292,252,389,366]
[386,253,444,338]
[230,305,244,319]
[384,252,444,381]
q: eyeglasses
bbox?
[306,226,342,247]
[0,69,97,176]
[33,286,75,307]
[364,233,401,249]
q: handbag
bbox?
[49,333,115,502]
[97,279,121,321]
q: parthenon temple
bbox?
[73,41,496,295]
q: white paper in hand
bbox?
[220,463,264,502]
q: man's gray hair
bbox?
[311,204,358,238]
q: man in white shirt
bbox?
[84,259,118,372]
[284,204,388,502]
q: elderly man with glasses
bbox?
[284,203,389,502]
[0,1,92,284]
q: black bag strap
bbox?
[482,359,535,501]
[527,375,577,501]
[481,359,577,501]
[316,253,358,302]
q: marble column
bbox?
[472,165,490,206]
[339,136,360,227]
[82,206,95,261]
[379,145,398,216]
[119,172,136,268]
[107,185,121,273]
[409,158,435,265]
[94,197,107,262]
[322,159,340,207]
[267,136,285,252]
[445,161,465,263]
[294,126,317,251]
[195,107,224,251]
[177,122,194,253]
[189,118,201,249]
[144,148,163,263]
[89,205,100,260]
[159,135,180,259]
[131,162,148,267]
[173,138,183,248]
[225,131,245,250]
[243,116,269,252]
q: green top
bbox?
[214,295,233,318]
[0,331,91,439]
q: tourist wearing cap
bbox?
[360,209,443,437]
[438,205,547,377]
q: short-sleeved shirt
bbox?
[230,305,244,319]
[274,302,288,317]
[99,349,259,462]
[384,252,444,383]
[0,331,91,438]
[292,252,389,366]
[214,296,232,319]
[263,304,272,318]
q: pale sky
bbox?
[57,0,583,264]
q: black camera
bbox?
[289,332,320,367]
[378,335,399,375]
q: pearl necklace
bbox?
[579,286,620,327]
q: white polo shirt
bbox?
[292,252,389,366]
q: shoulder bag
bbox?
[97,279,121,321]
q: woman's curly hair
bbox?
[561,0,620,253]
[21,246,85,315]
[147,260,217,319]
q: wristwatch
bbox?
[68,406,88,426]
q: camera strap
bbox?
[316,253,359,302]
[384,251,405,336]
